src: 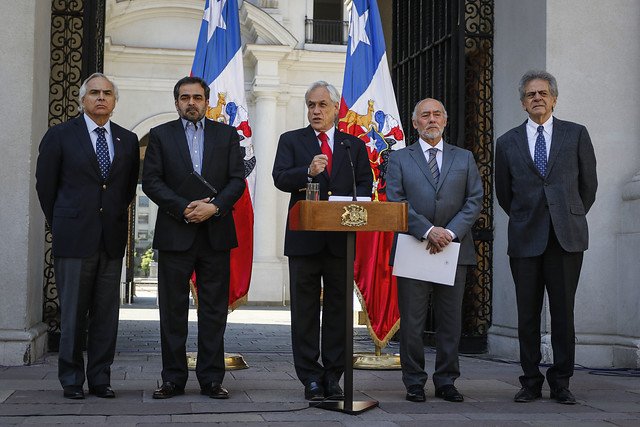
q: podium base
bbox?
[312,400,378,415]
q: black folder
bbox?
[176,171,218,201]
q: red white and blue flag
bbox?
[338,0,405,347]
[191,0,255,310]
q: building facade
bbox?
[0,0,637,368]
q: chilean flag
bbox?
[338,0,405,348]
[191,0,255,310]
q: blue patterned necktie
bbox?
[428,147,440,183]
[534,125,547,176]
[95,127,111,180]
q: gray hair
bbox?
[78,73,119,112]
[518,70,558,101]
[411,98,448,120]
[304,80,341,104]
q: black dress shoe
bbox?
[89,385,115,398]
[323,380,344,400]
[63,385,85,400]
[200,382,229,399]
[304,381,325,401]
[435,384,464,402]
[550,387,576,405]
[152,381,184,399]
[405,385,426,402]
[513,387,542,403]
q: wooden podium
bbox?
[289,200,408,414]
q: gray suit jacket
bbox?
[495,118,597,257]
[387,141,483,265]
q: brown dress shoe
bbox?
[152,381,184,399]
[200,382,229,399]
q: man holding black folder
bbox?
[142,76,245,399]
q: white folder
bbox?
[392,233,460,286]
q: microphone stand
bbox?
[343,141,358,201]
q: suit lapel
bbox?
[438,143,457,191]
[171,119,194,172]
[109,123,124,179]
[408,142,437,189]
[331,130,347,179]
[302,126,325,178]
[202,119,219,176]
[513,121,541,176]
[547,118,565,176]
[73,116,103,178]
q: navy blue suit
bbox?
[272,125,372,386]
[36,115,139,389]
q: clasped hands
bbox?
[308,154,329,176]
[426,226,453,254]
[183,198,217,223]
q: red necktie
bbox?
[318,131,332,175]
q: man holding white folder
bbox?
[387,98,482,403]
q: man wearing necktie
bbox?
[35,73,140,400]
[386,98,482,403]
[272,81,371,401]
[495,70,598,404]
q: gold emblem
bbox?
[341,204,367,227]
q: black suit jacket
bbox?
[142,118,245,252]
[495,118,598,257]
[36,115,139,258]
[272,125,372,257]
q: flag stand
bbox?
[187,282,249,371]
[353,344,401,370]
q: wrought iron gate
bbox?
[43,0,106,351]
[392,0,494,352]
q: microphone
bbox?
[342,140,358,201]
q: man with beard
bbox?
[142,76,245,399]
[386,98,482,403]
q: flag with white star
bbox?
[339,0,405,348]
[191,0,255,310]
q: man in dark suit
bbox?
[142,76,245,399]
[387,98,483,403]
[495,70,597,405]
[36,73,139,399]
[272,81,372,401]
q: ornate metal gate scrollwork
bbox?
[43,0,105,351]
[392,0,494,353]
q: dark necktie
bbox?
[428,147,440,184]
[95,127,111,180]
[318,131,332,176]
[534,125,547,176]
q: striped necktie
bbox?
[428,147,440,183]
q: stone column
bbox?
[0,1,51,364]
[616,171,640,367]
[245,45,292,303]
